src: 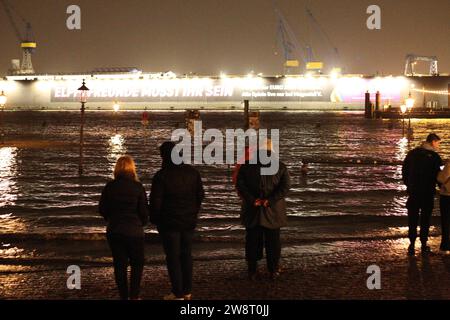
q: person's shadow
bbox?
[406,256,421,299]
[406,254,441,299]
[421,253,441,299]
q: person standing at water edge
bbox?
[149,141,204,300]
[437,161,450,252]
[236,139,290,280]
[99,156,149,300]
[402,133,443,255]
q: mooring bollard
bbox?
[185,109,200,136]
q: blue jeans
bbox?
[159,229,194,297]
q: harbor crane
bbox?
[274,3,307,74]
[1,0,37,74]
[273,0,341,75]
[404,54,438,76]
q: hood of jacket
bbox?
[421,141,438,152]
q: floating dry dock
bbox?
[0,71,449,111]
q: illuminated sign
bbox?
[49,76,408,103]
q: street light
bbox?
[400,104,407,136]
[0,91,7,144]
[78,80,89,176]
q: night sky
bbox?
[0,0,449,76]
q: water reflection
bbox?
[0,147,18,207]
[0,213,28,233]
[395,137,409,162]
[2,112,450,237]
[107,134,126,172]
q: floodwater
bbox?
[0,111,449,254]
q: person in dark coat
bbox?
[402,133,443,256]
[99,155,149,300]
[149,141,204,300]
[438,161,450,252]
[236,139,290,280]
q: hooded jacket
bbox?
[149,160,204,232]
[438,163,450,196]
[402,141,443,196]
[236,152,290,229]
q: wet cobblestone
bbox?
[1,237,450,300]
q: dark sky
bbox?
[0,0,449,75]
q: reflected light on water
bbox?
[0,147,18,207]
[395,137,409,161]
[107,134,126,171]
[0,213,28,233]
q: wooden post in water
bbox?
[375,91,381,119]
[243,100,249,130]
[185,109,200,136]
[364,91,371,119]
[78,101,85,176]
[248,111,260,130]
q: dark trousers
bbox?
[245,226,281,273]
[440,195,450,248]
[160,229,194,297]
[107,233,145,300]
[406,193,434,245]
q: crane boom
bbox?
[0,0,37,74]
[273,0,309,74]
[305,7,340,71]
[1,0,23,41]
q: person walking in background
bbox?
[402,133,443,256]
[149,141,204,300]
[99,156,149,300]
[438,161,450,252]
[236,139,290,280]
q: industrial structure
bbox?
[274,1,340,75]
[404,54,439,76]
[1,0,37,75]
[0,2,448,112]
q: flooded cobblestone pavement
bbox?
[1,237,450,300]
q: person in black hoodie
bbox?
[236,139,290,280]
[149,141,204,300]
[402,133,443,256]
[99,155,149,300]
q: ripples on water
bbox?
[0,111,449,236]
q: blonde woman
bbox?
[438,161,450,252]
[99,155,149,300]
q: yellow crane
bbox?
[1,0,37,74]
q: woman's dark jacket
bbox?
[149,163,204,231]
[236,156,290,229]
[99,177,149,238]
